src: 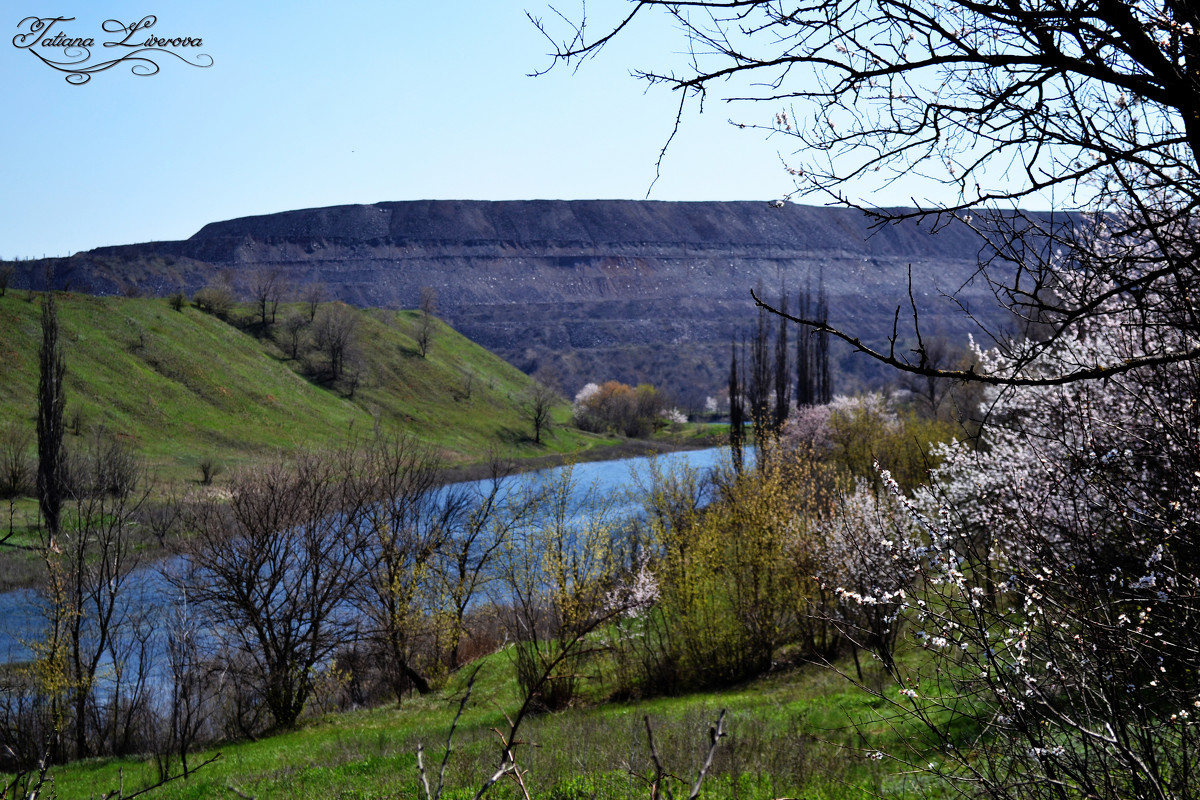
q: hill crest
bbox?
[4,200,1013,404]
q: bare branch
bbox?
[687,710,728,800]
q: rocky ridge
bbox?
[8,200,1016,405]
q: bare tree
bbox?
[312,302,359,382]
[795,282,831,407]
[18,430,151,765]
[728,338,744,473]
[349,435,461,701]
[302,281,326,323]
[747,303,772,439]
[433,455,537,669]
[280,312,309,360]
[250,267,286,327]
[521,379,558,445]
[348,438,536,698]
[416,286,437,358]
[0,264,13,297]
[37,291,65,551]
[1,424,33,545]
[773,289,790,430]
[177,451,365,731]
[458,367,476,401]
[155,587,217,780]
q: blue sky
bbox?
[1,1,964,259]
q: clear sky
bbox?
[1,1,963,259]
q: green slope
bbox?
[26,650,936,800]
[0,292,605,480]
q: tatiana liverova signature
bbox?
[13,15,212,84]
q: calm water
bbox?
[0,447,738,665]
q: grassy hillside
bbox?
[0,292,611,482]
[30,650,941,800]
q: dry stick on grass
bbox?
[638,711,729,800]
[2,753,52,800]
[687,711,728,800]
[5,751,222,800]
[640,715,671,800]
[418,667,480,800]
[487,721,534,800]
[417,744,432,800]
[473,703,540,800]
[99,755,221,800]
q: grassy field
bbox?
[0,292,621,482]
[31,646,951,800]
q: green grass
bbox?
[31,649,952,800]
[0,293,619,484]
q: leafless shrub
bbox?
[250,267,286,327]
[416,286,437,358]
[302,281,326,322]
[0,426,32,499]
[312,303,359,381]
[1,425,33,544]
[279,312,309,360]
[193,283,235,319]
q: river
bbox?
[0,446,739,666]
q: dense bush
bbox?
[191,283,235,318]
[781,392,962,491]
[573,380,668,437]
[609,450,847,695]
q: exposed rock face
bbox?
[10,200,1014,405]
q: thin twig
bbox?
[644,715,669,800]
[417,743,432,800]
[435,667,479,800]
[687,710,728,800]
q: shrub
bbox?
[192,284,234,318]
[0,425,33,499]
[612,450,840,694]
[572,380,669,437]
[197,455,223,486]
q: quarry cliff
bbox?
[7,200,1011,404]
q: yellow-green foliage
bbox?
[827,395,960,490]
[504,463,625,709]
[618,450,842,693]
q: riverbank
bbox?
[0,444,737,665]
[0,423,730,592]
[433,424,729,485]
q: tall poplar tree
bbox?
[795,282,831,407]
[773,290,790,430]
[728,337,744,474]
[37,290,65,550]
